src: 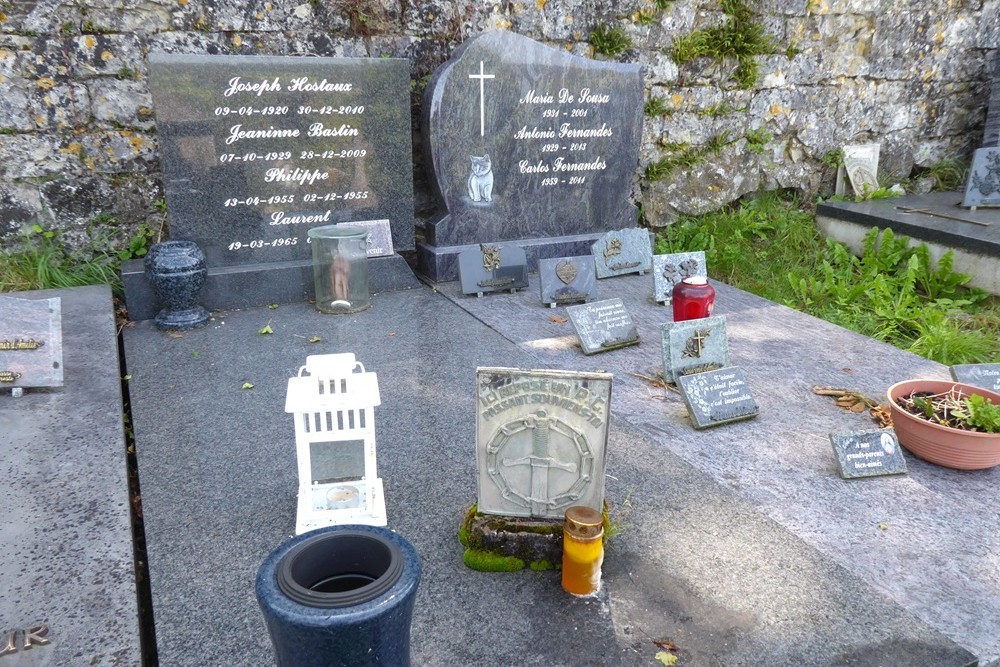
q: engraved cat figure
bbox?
[467,154,494,203]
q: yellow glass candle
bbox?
[562,506,604,596]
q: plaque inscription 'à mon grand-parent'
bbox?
[148,53,414,268]
[419,31,643,280]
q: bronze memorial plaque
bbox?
[0,296,64,389]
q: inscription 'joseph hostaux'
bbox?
[223,76,353,97]
[479,377,607,428]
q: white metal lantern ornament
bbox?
[284,353,387,533]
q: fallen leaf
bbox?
[242,382,254,390]
[654,651,679,666]
[167,330,185,339]
[548,314,568,324]
[258,323,273,335]
[309,336,321,343]
[653,640,679,652]
[191,350,200,358]
[878,522,888,531]
[123,374,132,381]
[387,332,396,337]
[850,402,866,413]
[268,303,279,309]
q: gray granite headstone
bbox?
[419,31,643,281]
[458,243,529,296]
[538,256,596,307]
[566,297,639,355]
[661,315,729,384]
[0,296,63,389]
[339,219,394,258]
[148,53,414,266]
[652,251,706,304]
[476,367,611,519]
[962,147,1000,208]
[677,366,759,430]
[592,228,653,279]
[951,363,1000,392]
[831,428,908,479]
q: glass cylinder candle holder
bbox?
[561,506,604,596]
[672,276,716,322]
[308,225,371,314]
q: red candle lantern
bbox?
[672,277,716,321]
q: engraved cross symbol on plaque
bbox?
[502,410,578,515]
[469,61,495,138]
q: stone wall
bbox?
[0,0,996,249]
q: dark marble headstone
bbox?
[340,219,394,258]
[951,363,1000,392]
[538,256,596,307]
[592,228,653,279]
[830,429,907,479]
[125,53,418,318]
[419,31,643,281]
[983,50,1000,148]
[661,315,728,384]
[677,367,759,430]
[565,298,639,355]
[0,296,63,389]
[962,147,1000,208]
[652,251,706,304]
[458,244,528,296]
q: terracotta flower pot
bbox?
[886,379,1000,471]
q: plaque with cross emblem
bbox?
[476,367,612,519]
[660,315,729,384]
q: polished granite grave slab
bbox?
[1,285,139,666]
[125,280,981,665]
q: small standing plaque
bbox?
[677,367,758,429]
[962,147,1000,208]
[0,296,64,389]
[338,219,394,258]
[592,228,652,279]
[652,251,706,305]
[951,363,1000,393]
[538,257,596,307]
[565,298,639,355]
[842,143,880,197]
[661,315,728,384]
[457,244,529,296]
[830,429,907,479]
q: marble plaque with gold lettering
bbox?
[0,296,64,388]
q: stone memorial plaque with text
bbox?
[476,367,611,519]
[951,363,1000,393]
[538,256,596,307]
[148,53,414,268]
[592,228,652,279]
[0,296,63,388]
[661,315,728,384]
[678,367,758,429]
[653,251,706,304]
[962,147,1000,208]
[339,219,394,258]
[831,429,907,479]
[566,298,639,355]
[458,244,529,296]
[419,31,643,280]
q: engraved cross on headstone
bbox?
[502,410,577,515]
[469,61,495,138]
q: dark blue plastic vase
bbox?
[256,525,421,667]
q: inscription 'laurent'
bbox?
[0,338,44,351]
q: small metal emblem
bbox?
[555,260,577,285]
[603,238,622,264]
[682,329,711,359]
[481,244,501,271]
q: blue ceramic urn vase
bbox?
[256,525,421,667]
[144,241,210,330]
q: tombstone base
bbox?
[122,254,421,321]
[418,233,609,283]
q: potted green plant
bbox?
[887,379,1000,470]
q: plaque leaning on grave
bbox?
[962,147,1000,208]
[538,256,596,307]
[831,429,907,479]
[458,243,529,296]
[566,298,639,355]
[677,367,759,430]
[653,251,706,305]
[0,296,64,389]
[418,31,643,281]
[951,363,1000,393]
[661,315,728,384]
[592,228,653,279]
